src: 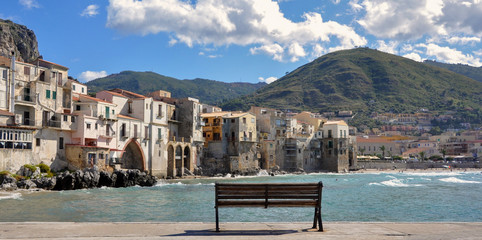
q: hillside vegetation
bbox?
[423,60,482,83]
[221,48,482,124]
[86,71,265,105]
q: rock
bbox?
[98,171,114,187]
[16,165,41,179]
[183,168,194,176]
[0,182,17,191]
[193,167,203,176]
[16,179,37,189]
[33,177,56,190]
[0,19,40,62]
[114,170,128,188]
[55,171,75,190]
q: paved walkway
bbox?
[0,222,481,240]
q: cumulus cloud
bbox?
[81,5,100,17]
[19,0,39,9]
[403,53,423,62]
[258,76,278,84]
[106,0,366,62]
[376,40,398,54]
[474,49,482,56]
[446,36,481,45]
[357,0,482,40]
[416,43,482,66]
[78,70,108,82]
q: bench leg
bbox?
[215,206,220,232]
[313,207,318,228]
[318,207,323,232]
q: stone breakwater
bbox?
[0,168,157,191]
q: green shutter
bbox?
[53,91,57,100]
[46,90,50,99]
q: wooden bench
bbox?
[214,182,323,232]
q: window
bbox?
[134,124,138,138]
[46,90,51,99]
[24,66,30,76]
[340,130,343,137]
[128,102,133,113]
[145,126,149,139]
[86,123,91,129]
[2,69,7,80]
[243,117,246,124]
[51,72,56,78]
[76,105,81,111]
[59,137,64,149]
[73,85,76,91]
[158,105,163,117]
[121,123,126,137]
[71,116,76,123]
[81,87,84,93]
[39,70,46,81]
[328,140,333,148]
[63,115,68,122]
[36,138,40,146]
[106,124,110,136]
[328,130,332,138]
[95,123,98,130]
[231,119,235,123]
[52,91,57,100]
[251,118,255,123]
[146,103,148,109]
[158,128,162,140]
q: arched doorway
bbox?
[121,139,145,171]
[183,146,191,172]
[175,146,183,177]
[167,145,174,178]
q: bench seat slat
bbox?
[217,200,318,207]
[218,195,319,199]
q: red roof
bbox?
[79,95,113,104]
[117,114,142,121]
[110,89,147,99]
[0,109,14,116]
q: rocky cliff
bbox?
[0,19,39,62]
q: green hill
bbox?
[221,48,482,124]
[423,60,482,83]
[86,71,265,105]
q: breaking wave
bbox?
[0,192,22,200]
[369,179,423,187]
[439,177,481,184]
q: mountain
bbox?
[86,71,266,105]
[423,60,482,83]
[221,48,482,122]
[0,19,39,62]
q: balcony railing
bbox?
[16,94,36,103]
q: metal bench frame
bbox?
[214,181,323,232]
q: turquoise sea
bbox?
[1,171,481,222]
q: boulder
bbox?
[183,168,194,176]
[98,171,114,187]
[16,165,41,179]
[114,170,128,188]
[33,177,57,190]
[16,179,37,189]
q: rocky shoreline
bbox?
[0,167,157,191]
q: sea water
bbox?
[1,171,481,222]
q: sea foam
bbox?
[0,192,22,200]
[370,179,423,187]
[439,177,481,184]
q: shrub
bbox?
[12,174,24,181]
[37,163,50,173]
[23,164,37,172]
[0,170,11,176]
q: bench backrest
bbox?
[215,182,323,208]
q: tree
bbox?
[441,148,447,162]
[360,147,366,156]
[419,151,426,162]
[379,145,386,159]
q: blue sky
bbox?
[2,0,481,84]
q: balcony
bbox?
[15,94,36,105]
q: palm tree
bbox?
[419,151,426,162]
[379,145,386,159]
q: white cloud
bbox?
[258,76,278,84]
[106,0,366,62]
[356,0,482,41]
[78,70,108,82]
[474,49,482,56]
[81,5,100,17]
[403,53,423,62]
[417,43,482,67]
[446,36,481,45]
[19,0,39,9]
[376,40,398,54]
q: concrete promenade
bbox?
[0,222,481,240]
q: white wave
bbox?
[369,179,423,187]
[257,170,269,176]
[439,177,481,184]
[401,172,461,177]
[0,192,22,200]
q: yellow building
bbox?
[201,111,230,146]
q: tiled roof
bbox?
[37,59,69,70]
[201,111,232,118]
[324,120,348,126]
[79,95,114,104]
[0,109,14,116]
[110,89,147,99]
